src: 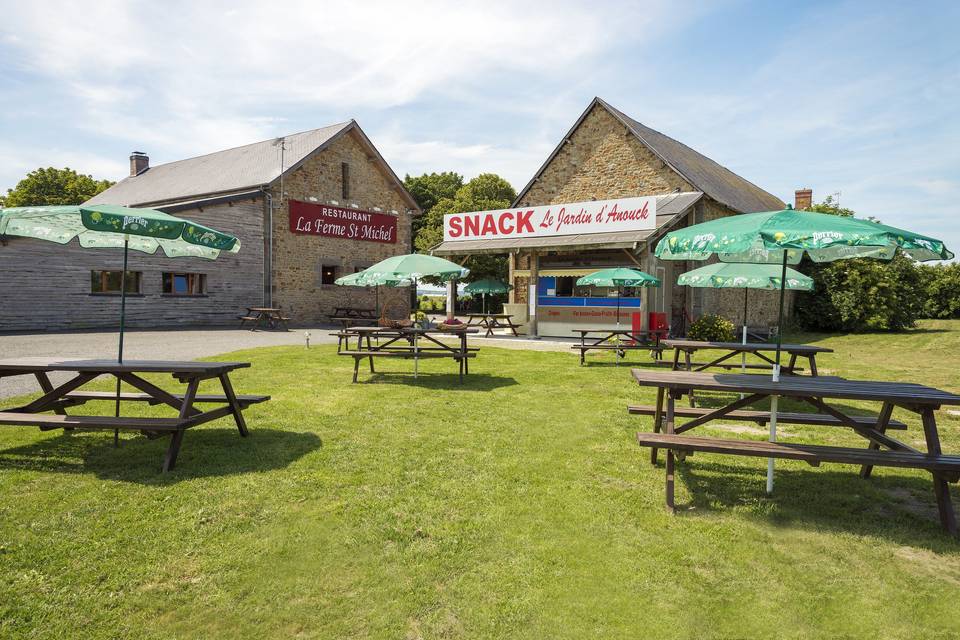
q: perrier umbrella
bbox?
[677,262,814,379]
[0,204,241,442]
[656,206,952,492]
[463,278,511,314]
[362,253,469,378]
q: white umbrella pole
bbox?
[414,278,419,379]
[114,236,129,447]
[767,395,778,493]
[740,289,747,399]
[766,252,789,493]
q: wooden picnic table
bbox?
[0,358,269,472]
[337,326,479,383]
[333,306,377,319]
[239,307,291,330]
[464,313,521,337]
[572,328,663,366]
[661,339,832,376]
[629,369,960,535]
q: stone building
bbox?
[433,97,791,337]
[0,120,419,331]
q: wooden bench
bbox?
[60,391,270,408]
[636,432,960,480]
[652,360,803,372]
[628,405,907,429]
[0,411,186,432]
[572,343,664,365]
[238,315,259,327]
[330,316,380,329]
[340,350,477,383]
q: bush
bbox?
[688,314,735,342]
[795,253,924,332]
[918,263,960,319]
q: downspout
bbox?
[263,188,274,307]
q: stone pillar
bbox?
[528,251,539,337]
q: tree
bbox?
[403,171,463,244]
[1,167,114,207]
[413,173,516,283]
[794,197,925,331]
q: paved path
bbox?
[0,326,574,400]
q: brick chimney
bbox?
[794,188,812,210]
[130,151,149,177]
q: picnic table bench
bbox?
[0,358,269,472]
[337,326,479,383]
[239,307,291,330]
[629,369,960,535]
[661,339,831,376]
[329,307,379,329]
[572,328,664,366]
[464,313,521,337]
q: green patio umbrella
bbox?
[463,278,512,314]
[577,267,661,325]
[334,269,411,317]
[677,262,814,380]
[656,206,952,492]
[577,267,661,365]
[0,204,240,442]
[362,253,470,378]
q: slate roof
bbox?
[432,191,702,255]
[513,97,784,214]
[85,121,419,210]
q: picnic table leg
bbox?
[786,353,798,375]
[859,402,893,479]
[366,335,375,373]
[580,334,586,366]
[218,373,249,437]
[920,408,958,536]
[462,333,469,375]
[163,378,199,472]
[352,356,361,383]
[650,386,664,466]
[808,354,819,376]
[684,350,697,407]
[34,372,69,419]
[665,391,677,514]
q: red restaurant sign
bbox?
[289,200,397,244]
[443,196,656,242]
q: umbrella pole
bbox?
[740,289,748,398]
[615,286,621,366]
[114,236,129,447]
[414,278,419,379]
[767,251,789,493]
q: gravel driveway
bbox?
[0,326,573,400]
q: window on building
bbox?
[91,270,142,295]
[341,162,350,200]
[321,264,338,285]
[162,272,207,296]
[554,276,575,297]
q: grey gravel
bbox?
[0,326,575,400]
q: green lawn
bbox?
[3,321,960,638]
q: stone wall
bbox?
[0,198,265,332]
[506,102,788,330]
[269,129,415,323]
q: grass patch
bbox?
[2,321,960,638]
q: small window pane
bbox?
[91,270,141,294]
[321,265,337,285]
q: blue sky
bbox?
[1,0,958,255]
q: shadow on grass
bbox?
[0,427,321,484]
[354,372,518,391]
[666,458,957,548]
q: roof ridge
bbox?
[139,120,354,172]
